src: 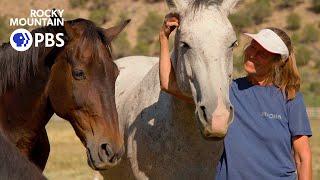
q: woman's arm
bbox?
[293,135,312,180]
[159,14,193,104]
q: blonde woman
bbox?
[159,15,312,180]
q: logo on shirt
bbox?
[261,112,282,120]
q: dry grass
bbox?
[44,116,96,180]
[310,118,320,179]
[44,116,320,179]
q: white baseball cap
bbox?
[244,29,289,60]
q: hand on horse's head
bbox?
[160,12,180,40]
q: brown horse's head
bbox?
[48,19,129,170]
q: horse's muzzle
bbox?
[195,104,233,140]
[86,143,124,170]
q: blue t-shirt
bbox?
[216,77,312,180]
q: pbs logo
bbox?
[10,28,64,52]
[10,28,33,52]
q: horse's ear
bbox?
[220,0,241,15]
[165,0,188,12]
[102,19,131,43]
[64,21,79,40]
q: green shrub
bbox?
[313,0,320,13]
[112,13,132,58]
[286,13,301,30]
[63,13,78,21]
[137,11,162,44]
[82,0,112,25]
[296,46,312,66]
[69,0,88,8]
[304,93,320,106]
[133,41,150,55]
[89,8,108,25]
[309,82,320,94]
[248,0,271,25]
[316,59,320,67]
[301,24,319,43]
[89,0,110,10]
[117,12,129,23]
[113,32,131,58]
[134,11,162,55]
[228,0,271,30]
[229,11,253,31]
[300,80,310,93]
[291,33,300,46]
[0,16,11,42]
[278,0,299,8]
[315,59,320,72]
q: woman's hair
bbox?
[249,27,301,100]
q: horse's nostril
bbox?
[101,143,114,159]
[200,106,208,122]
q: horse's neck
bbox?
[2,46,54,106]
[121,59,196,135]
[0,45,55,142]
[171,96,194,118]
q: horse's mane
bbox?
[0,18,112,96]
[0,25,62,96]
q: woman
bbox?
[159,14,312,180]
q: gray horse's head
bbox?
[166,0,239,139]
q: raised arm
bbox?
[159,13,193,104]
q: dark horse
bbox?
[0,132,46,180]
[0,18,130,171]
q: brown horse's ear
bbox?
[103,19,131,43]
[64,22,79,40]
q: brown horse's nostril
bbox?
[101,143,114,161]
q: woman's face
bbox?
[244,40,279,77]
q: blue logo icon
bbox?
[13,33,30,47]
[10,28,33,51]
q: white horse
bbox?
[101,0,240,179]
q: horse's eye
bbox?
[230,40,239,48]
[180,41,191,49]
[72,69,86,80]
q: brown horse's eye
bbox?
[72,69,86,80]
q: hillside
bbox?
[0,0,319,105]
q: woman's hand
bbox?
[159,13,180,41]
[158,13,193,104]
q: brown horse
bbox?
[0,18,130,171]
[0,132,46,180]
